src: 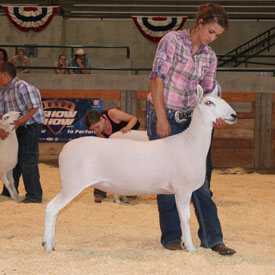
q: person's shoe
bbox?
[211,244,236,256]
[20,197,41,204]
[164,242,183,251]
[94,195,104,203]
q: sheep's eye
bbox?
[205,101,214,106]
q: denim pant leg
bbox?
[146,109,191,246]
[13,123,43,201]
[94,188,107,198]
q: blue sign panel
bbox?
[40,98,102,142]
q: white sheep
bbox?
[43,85,237,252]
[0,111,21,200]
[109,130,149,204]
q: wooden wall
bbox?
[136,91,274,169]
[39,89,275,170]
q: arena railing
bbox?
[12,66,275,76]
[0,44,131,58]
[217,54,275,68]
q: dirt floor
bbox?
[0,163,275,275]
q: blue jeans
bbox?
[2,123,43,202]
[146,107,223,248]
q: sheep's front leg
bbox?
[7,170,19,199]
[1,172,18,200]
[175,192,196,252]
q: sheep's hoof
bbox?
[42,241,55,251]
[185,246,196,253]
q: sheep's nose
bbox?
[231,114,237,120]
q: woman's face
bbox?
[0,51,4,61]
[59,55,66,64]
[17,50,24,59]
[198,21,225,45]
[89,117,105,133]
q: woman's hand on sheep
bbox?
[120,127,131,133]
[213,118,226,128]
[0,128,9,140]
[96,131,106,138]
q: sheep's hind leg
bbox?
[113,194,122,204]
[120,196,129,204]
[175,193,196,252]
[43,188,83,252]
[113,194,129,204]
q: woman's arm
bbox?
[54,63,67,74]
[11,56,16,65]
[11,56,19,72]
[54,63,61,74]
[22,57,30,73]
[108,109,138,133]
[150,76,171,138]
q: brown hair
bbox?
[0,48,8,62]
[84,110,104,128]
[58,54,66,60]
[0,62,17,78]
[195,3,229,30]
[17,48,25,55]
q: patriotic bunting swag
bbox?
[3,6,58,32]
[132,16,187,42]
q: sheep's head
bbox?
[200,94,237,125]
[0,111,22,131]
[194,85,237,126]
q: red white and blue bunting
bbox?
[2,6,58,32]
[132,16,187,42]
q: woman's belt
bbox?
[148,101,192,122]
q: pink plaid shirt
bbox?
[148,29,220,111]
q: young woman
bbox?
[84,108,140,202]
[147,3,236,255]
[11,48,30,73]
[54,54,68,74]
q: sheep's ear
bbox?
[196,84,204,103]
[210,85,219,97]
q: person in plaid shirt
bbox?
[147,3,236,255]
[0,62,45,203]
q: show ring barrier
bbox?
[14,73,275,169]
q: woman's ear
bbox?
[198,18,204,27]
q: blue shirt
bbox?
[68,56,92,74]
[0,77,45,125]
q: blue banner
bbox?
[40,98,102,142]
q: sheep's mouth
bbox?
[224,118,237,124]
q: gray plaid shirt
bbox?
[0,77,45,124]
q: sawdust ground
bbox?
[0,163,275,275]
